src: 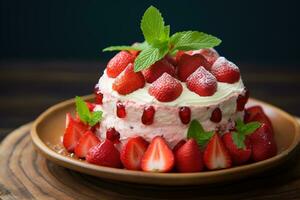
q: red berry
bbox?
[179,106,191,124]
[210,108,222,123]
[164,54,177,66]
[148,73,183,102]
[106,128,120,144]
[173,140,186,154]
[141,106,155,125]
[142,59,175,83]
[94,86,103,105]
[85,101,96,112]
[244,106,273,133]
[116,101,126,118]
[236,88,250,111]
[194,48,219,67]
[106,51,136,78]
[112,63,145,95]
[186,67,217,96]
[74,131,101,158]
[211,57,240,84]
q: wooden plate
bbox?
[31,95,300,185]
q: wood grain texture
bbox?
[1,122,300,200]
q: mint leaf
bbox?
[232,131,246,149]
[75,96,91,124]
[187,120,214,147]
[103,45,143,52]
[170,31,221,51]
[241,122,261,135]
[89,111,102,127]
[163,25,170,40]
[134,43,168,72]
[141,6,165,44]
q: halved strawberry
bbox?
[211,57,240,83]
[120,136,149,170]
[106,51,136,78]
[74,131,101,158]
[186,67,217,96]
[148,73,183,102]
[248,123,277,162]
[141,136,174,172]
[177,53,211,82]
[86,139,122,168]
[193,48,219,67]
[174,139,204,172]
[112,63,145,95]
[142,59,175,83]
[203,133,232,170]
[63,113,89,152]
[244,106,273,133]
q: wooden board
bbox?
[1,122,300,200]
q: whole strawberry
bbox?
[106,51,136,78]
[142,59,175,83]
[211,57,240,83]
[244,106,273,133]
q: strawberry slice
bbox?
[177,53,211,82]
[248,123,277,162]
[203,134,232,170]
[211,57,240,83]
[74,131,101,158]
[148,73,183,102]
[106,51,136,78]
[186,67,217,96]
[142,59,175,83]
[112,63,145,95]
[141,136,174,172]
[120,136,149,170]
[193,48,219,67]
[244,106,273,133]
[63,113,89,152]
[86,139,122,168]
[174,139,204,172]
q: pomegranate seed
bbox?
[116,101,126,118]
[142,106,155,125]
[210,108,222,123]
[94,86,103,104]
[106,128,120,143]
[236,88,250,111]
[179,106,191,124]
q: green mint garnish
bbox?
[232,118,261,149]
[187,120,214,147]
[75,96,102,127]
[103,6,221,72]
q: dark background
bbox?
[0,0,300,135]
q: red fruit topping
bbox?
[179,106,191,124]
[236,88,250,111]
[211,57,240,84]
[165,55,177,66]
[148,73,183,102]
[142,106,156,125]
[141,136,174,172]
[112,63,145,95]
[94,87,103,105]
[222,132,252,165]
[106,128,120,144]
[193,48,219,67]
[203,134,232,170]
[116,101,126,118]
[177,53,211,82]
[86,139,122,168]
[142,59,175,83]
[186,67,217,96]
[63,113,89,152]
[248,123,277,162]
[86,101,96,112]
[106,51,136,78]
[245,106,273,133]
[74,131,101,158]
[120,136,149,170]
[210,108,222,123]
[174,139,204,172]
[173,140,186,154]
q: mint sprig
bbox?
[232,118,261,149]
[103,6,221,72]
[75,96,102,127]
[187,120,214,147]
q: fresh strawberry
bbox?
[148,73,183,102]
[248,123,277,162]
[203,134,232,170]
[86,101,96,112]
[236,88,250,111]
[193,48,219,67]
[186,67,217,96]
[106,128,120,144]
[211,57,240,83]
[141,136,174,172]
[174,139,204,172]
[74,131,101,158]
[244,106,273,133]
[165,54,177,66]
[86,139,122,168]
[177,53,211,81]
[120,137,149,170]
[106,51,136,78]
[112,63,145,95]
[142,59,175,83]
[222,132,252,165]
[63,113,89,152]
[173,140,186,154]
